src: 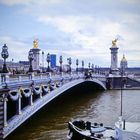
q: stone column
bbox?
[40,86,42,98]
[54,82,57,89]
[0,88,10,140]
[61,78,64,85]
[29,92,33,106]
[30,48,40,70]
[3,96,8,127]
[47,84,50,93]
[110,44,119,75]
[17,92,22,115]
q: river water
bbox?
[6,89,140,140]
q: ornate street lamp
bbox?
[88,62,91,70]
[96,65,98,74]
[28,50,34,72]
[1,44,9,73]
[42,51,44,72]
[76,59,79,73]
[46,53,51,72]
[82,60,84,72]
[59,55,63,73]
[67,57,72,73]
[98,66,100,74]
[92,64,94,73]
[95,65,97,74]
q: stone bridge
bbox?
[107,74,140,89]
[0,72,106,139]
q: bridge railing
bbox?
[0,72,83,83]
[0,72,106,91]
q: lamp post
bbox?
[120,68,124,118]
[98,66,100,74]
[92,64,94,73]
[42,51,44,72]
[82,60,84,73]
[28,50,34,72]
[88,62,91,70]
[76,59,79,73]
[67,57,72,73]
[59,55,63,73]
[46,53,51,72]
[1,44,9,73]
[95,65,97,74]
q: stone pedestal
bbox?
[110,45,119,75]
[30,48,40,71]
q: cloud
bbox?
[0,36,30,62]
[38,15,122,51]
[0,0,31,5]
[0,0,65,6]
[122,0,140,4]
[0,0,140,67]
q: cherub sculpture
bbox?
[112,38,118,46]
[33,39,38,49]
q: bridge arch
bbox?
[2,78,106,139]
[61,79,106,92]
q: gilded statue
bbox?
[33,39,38,49]
[112,38,118,46]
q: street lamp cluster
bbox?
[1,44,104,75]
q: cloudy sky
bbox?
[0,0,140,67]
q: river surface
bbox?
[6,89,140,140]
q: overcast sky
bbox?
[0,0,140,67]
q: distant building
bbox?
[120,55,128,74]
[19,61,29,65]
[126,67,140,76]
[50,54,56,68]
[0,60,29,74]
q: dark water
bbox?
[6,89,140,140]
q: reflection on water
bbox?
[6,90,140,140]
